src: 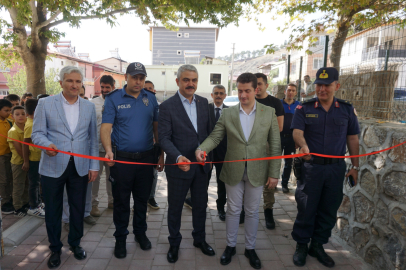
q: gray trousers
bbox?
[225,169,263,249]
[62,182,92,223]
[92,152,113,206]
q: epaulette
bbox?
[105,89,119,96]
[302,98,317,104]
[336,99,352,105]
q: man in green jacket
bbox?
[196,73,281,269]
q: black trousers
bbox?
[167,165,208,246]
[41,159,88,252]
[281,136,296,186]
[110,155,154,241]
[292,159,346,244]
[208,163,227,211]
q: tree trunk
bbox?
[330,15,352,71]
[24,52,47,97]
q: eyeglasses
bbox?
[213,92,225,95]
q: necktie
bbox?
[215,108,220,122]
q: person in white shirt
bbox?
[301,75,316,101]
[89,75,116,216]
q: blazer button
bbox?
[71,138,74,141]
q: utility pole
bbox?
[229,43,235,95]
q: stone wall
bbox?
[336,119,406,270]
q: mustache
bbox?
[186,86,195,90]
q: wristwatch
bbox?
[352,165,360,171]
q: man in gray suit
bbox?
[32,66,99,269]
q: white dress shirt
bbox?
[61,93,79,134]
[239,102,256,141]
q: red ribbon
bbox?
[1,133,405,166]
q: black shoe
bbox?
[244,249,261,269]
[167,246,179,263]
[193,241,215,256]
[148,198,160,209]
[1,202,15,215]
[14,207,27,217]
[135,233,152,250]
[184,197,192,209]
[114,240,127,258]
[239,209,245,224]
[282,185,289,193]
[47,250,61,269]
[293,243,308,267]
[22,202,30,211]
[308,240,335,268]
[264,208,275,230]
[220,246,236,265]
[69,245,86,260]
[218,209,226,221]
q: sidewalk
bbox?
[1,171,371,270]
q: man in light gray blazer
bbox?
[32,66,99,269]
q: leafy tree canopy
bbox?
[252,0,406,68]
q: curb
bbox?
[3,215,44,247]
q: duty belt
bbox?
[116,149,154,160]
[306,156,339,165]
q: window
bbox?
[210,73,221,85]
[177,33,182,38]
[0,62,10,72]
[291,62,297,75]
[61,61,64,66]
[177,50,182,55]
[174,71,177,76]
[184,33,189,38]
[314,36,325,46]
[162,71,166,75]
[313,58,323,70]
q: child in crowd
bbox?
[7,105,29,217]
[22,99,45,218]
[0,99,14,214]
[5,94,20,122]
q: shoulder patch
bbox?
[296,105,302,110]
[302,98,317,104]
[336,98,352,105]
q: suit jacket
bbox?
[159,92,211,179]
[199,102,281,187]
[32,93,99,178]
[208,103,228,161]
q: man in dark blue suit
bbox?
[208,85,228,221]
[158,64,215,263]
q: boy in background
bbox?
[7,105,29,217]
[0,99,14,214]
[22,99,45,218]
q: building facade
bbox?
[148,26,219,65]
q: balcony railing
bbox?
[361,45,406,61]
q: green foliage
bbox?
[254,0,406,57]
[5,68,61,96]
[268,78,286,92]
[217,48,266,61]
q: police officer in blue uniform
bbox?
[100,62,164,259]
[290,67,360,268]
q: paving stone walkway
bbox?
[1,171,371,270]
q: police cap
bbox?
[313,67,339,85]
[126,62,147,76]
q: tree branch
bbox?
[37,11,62,29]
[47,7,140,29]
[30,0,39,29]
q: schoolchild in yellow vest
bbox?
[7,105,29,217]
[22,99,45,218]
[0,99,14,214]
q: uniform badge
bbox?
[335,101,340,108]
[319,70,328,78]
[143,97,149,106]
[306,114,318,118]
[354,108,358,116]
[314,101,319,108]
[296,105,302,110]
